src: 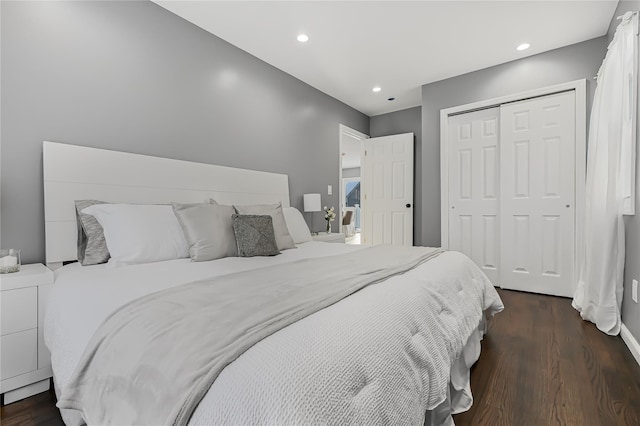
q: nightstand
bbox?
[312,232,346,243]
[0,263,54,404]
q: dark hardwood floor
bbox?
[0,383,62,426]
[1,289,639,425]
[453,289,640,426]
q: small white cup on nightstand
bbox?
[0,249,21,274]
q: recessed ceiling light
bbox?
[297,34,309,43]
[516,43,530,51]
[372,87,382,93]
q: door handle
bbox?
[406,203,411,208]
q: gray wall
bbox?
[0,0,368,263]
[420,36,607,248]
[612,1,640,347]
[370,106,423,244]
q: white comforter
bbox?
[45,242,503,425]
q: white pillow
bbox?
[282,207,312,244]
[81,204,189,265]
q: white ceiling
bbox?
[154,1,618,117]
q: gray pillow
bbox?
[172,202,237,262]
[232,214,280,257]
[233,203,295,251]
[75,200,111,266]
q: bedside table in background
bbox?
[312,232,346,243]
[1,263,54,404]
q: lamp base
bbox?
[307,211,319,236]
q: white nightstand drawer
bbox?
[1,329,37,380]
[0,264,53,402]
[1,287,37,336]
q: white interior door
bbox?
[447,108,500,285]
[500,91,576,297]
[361,133,414,246]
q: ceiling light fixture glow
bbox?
[516,43,530,51]
[372,87,382,92]
[297,34,309,43]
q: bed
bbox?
[42,142,503,425]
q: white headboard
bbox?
[43,141,290,266]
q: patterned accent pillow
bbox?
[233,202,295,251]
[75,200,110,265]
[232,214,280,257]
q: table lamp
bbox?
[303,193,321,235]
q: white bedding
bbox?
[45,242,502,425]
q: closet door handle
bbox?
[406,203,411,208]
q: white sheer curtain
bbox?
[573,12,638,335]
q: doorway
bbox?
[339,124,368,244]
[340,125,415,247]
[342,177,361,243]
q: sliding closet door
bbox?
[447,108,500,285]
[499,91,576,297]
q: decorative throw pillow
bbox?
[81,203,189,265]
[75,200,111,266]
[233,203,295,251]
[282,207,312,244]
[172,202,237,262]
[232,214,280,257]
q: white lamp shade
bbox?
[303,193,321,212]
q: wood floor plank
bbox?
[0,385,63,426]
[454,289,640,426]
[1,289,639,425]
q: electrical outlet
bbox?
[633,279,638,303]
[328,185,332,195]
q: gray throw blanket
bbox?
[57,245,444,425]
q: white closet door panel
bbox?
[482,214,499,270]
[448,107,500,284]
[500,91,576,297]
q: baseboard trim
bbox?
[621,323,640,368]
[2,379,49,405]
